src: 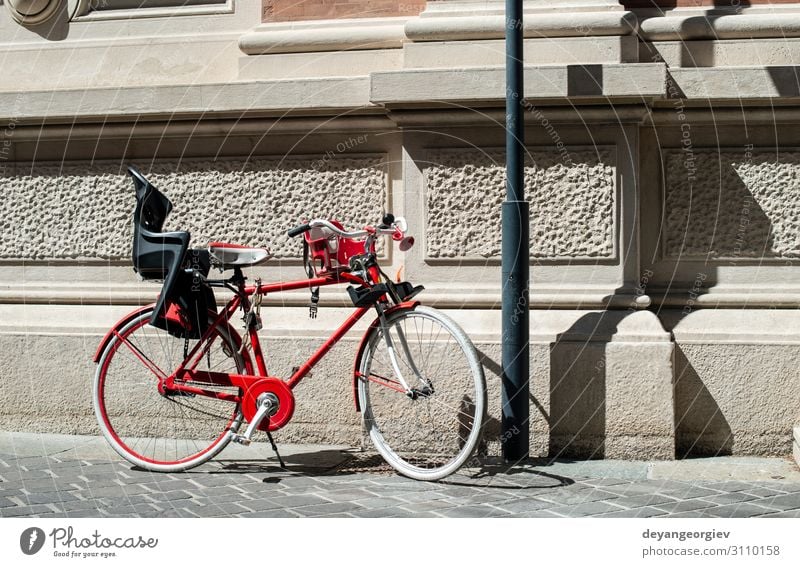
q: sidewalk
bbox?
[2,431,800,518]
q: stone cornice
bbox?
[370,63,667,106]
[0,77,374,123]
[239,1,638,55]
[239,17,410,54]
[639,10,800,41]
[406,11,638,42]
[238,2,800,56]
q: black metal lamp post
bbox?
[501,0,530,462]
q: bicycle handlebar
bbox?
[287,217,408,240]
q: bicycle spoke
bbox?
[113,331,168,380]
[94,309,245,471]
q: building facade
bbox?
[1,0,799,461]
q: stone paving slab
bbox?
[2,432,800,518]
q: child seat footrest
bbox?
[347,284,389,307]
[392,281,425,302]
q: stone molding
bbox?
[72,1,235,22]
[371,63,667,105]
[0,304,670,344]
[3,0,234,25]
[663,309,800,343]
[667,67,800,100]
[0,77,373,122]
[650,287,800,310]
[0,281,653,310]
[239,0,637,55]
[4,0,64,25]
[406,0,638,42]
[0,65,669,124]
[638,5,800,41]
[239,16,411,54]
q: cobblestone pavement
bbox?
[2,432,800,518]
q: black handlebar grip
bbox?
[378,213,395,229]
[287,224,311,238]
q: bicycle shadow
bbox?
[209,447,366,477]
[439,457,575,490]
[164,449,576,489]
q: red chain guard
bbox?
[242,378,295,432]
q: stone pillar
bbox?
[548,310,674,460]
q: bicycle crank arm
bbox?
[232,392,279,445]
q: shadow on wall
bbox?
[474,350,511,456]
[657,141,781,457]
[673,345,734,457]
[765,67,800,97]
[475,143,782,459]
[632,1,753,68]
[661,150,778,262]
[548,312,733,461]
[676,1,753,69]
[548,311,615,460]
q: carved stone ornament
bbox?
[5,0,89,25]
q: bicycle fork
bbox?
[378,309,434,400]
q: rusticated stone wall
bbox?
[423,148,616,260]
[663,150,800,259]
[0,158,387,261]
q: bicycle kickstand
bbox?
[266,431,286,469]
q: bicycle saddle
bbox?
[209,242,271,268]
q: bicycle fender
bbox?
[93,305,155,363]
[352,301,420,412]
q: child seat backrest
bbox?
[127,166,213,338]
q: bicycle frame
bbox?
[160,268,378,403]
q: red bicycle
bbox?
[92,167,486,480]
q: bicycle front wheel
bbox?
[93,308,247,472]
[357,305,486,480]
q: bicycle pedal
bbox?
[231,434,251,446]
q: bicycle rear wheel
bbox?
[357,305,486,480]
[93,308,248,472]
